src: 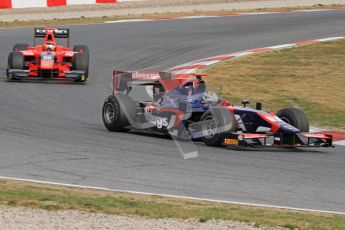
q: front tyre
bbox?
[276,108,309,132]
[72,53,89,82]
[8,52,24,69]
[201,107,236,147]
[7,52,24,81]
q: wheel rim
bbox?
[104,103,115,124]
[202,115,218,139]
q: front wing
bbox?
[222,132,333,147]
[7,69,86,81]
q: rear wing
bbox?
[112,70,172,95]
[34,28,70,38]
[112,70,210,95]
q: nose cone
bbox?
[40,53,55,70]
[40,59,54,69]
[279,122,300,134]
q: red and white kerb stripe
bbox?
[0,0,124,9]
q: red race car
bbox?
[7,28,89,82]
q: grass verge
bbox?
[0,4,344,28]
[0,179,345,229]
[206,40,345,130]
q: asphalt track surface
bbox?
[1,10,345,213]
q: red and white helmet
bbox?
[45,42,55,51]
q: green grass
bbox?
[206,40,345,130]
[0,179,345,229]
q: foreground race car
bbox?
[7,28,89,82]
[102,70,333,148]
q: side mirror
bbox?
[241,100,250,108]
[256,102,262,110]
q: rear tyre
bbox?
[201,107,236,147]
[102,94,136,132]
[13,43,29,51]
[72,53,89,82]
[276,108,309,132]
[73,45,89,57]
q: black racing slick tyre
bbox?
[201,107,236,147]
[7,52,25,81]
[8,52,24,69]
[73,45,89,57]
[276,108,309,132]
[13,43,29,51]
[102,94,136,132]
[72,53,89,82]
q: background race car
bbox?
[102,70,333,148]
[7,28,89,82]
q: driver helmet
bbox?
[179,82,194,96]
[196,76,206,92]
[45,42,56,51]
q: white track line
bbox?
[0,175,344,215]
[316,37,344,42]
[298,9,333,12]
[310,126,326,133]
[174,60,220,67]
[181,16,218,19]
[105,19,152,23]
[268,44,296,49]
[241,12,278,15]
[232,51,254,57]
[334,140,345,146]
[172,69,200,74]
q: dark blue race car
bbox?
[102,70,333,148]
